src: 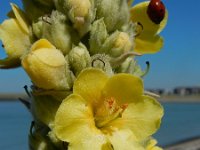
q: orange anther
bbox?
[121,104,128,110]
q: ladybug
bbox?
[147,0,166,24]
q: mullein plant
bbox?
[0,0,168,149]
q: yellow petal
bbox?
[151,147,163,150]
[30,39,56,51]
[108,129,145,150]
[157,10,168,34]
[73,68,109,105]
[146,139,163,150]
[102,73,143,105]
[130,1,168,34]
[0,19,30,68]
[147,139,158,149]
[120,96,164,140]
[134,34,164,54]
[130,1,168,54]
[54,94,107,150]
[22,45,69,90]
[10,3,30,34]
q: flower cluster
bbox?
[0,0,168,149]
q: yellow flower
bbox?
[22,39,72,90]
[0,3,31,68]
[54,68,163,149]
[146,139,163,150]
[130,1,168,54]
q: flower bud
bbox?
[55,0,95,36]
[22,39,72,90]
[121,22,135,40]
[117,57,149,77]
[96,0,129,32]
[67,43,91,76]
[32,19,43,38]
[109,32,133,57]
[33,11,79,55]
[116,57,135,73]
[89,19,108,55]
[89,20,133,57]
[0,3,31,68]
[101,31,133,57]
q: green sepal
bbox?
[96,0,130,32]
[33,11,79,55]
[116,58,150,77]
[68,43,91,76]
[89,19,108,55]
[54,0,96,37]
[0,57,21,69]
[31,94,61,127]
[22,0,52,21]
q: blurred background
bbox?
[0,0,200,149]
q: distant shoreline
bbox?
[0,93,200,102]
[159,95,200,103]
[0,93,28,101]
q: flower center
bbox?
[94,97,128,130]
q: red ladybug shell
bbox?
[147,0,166,24]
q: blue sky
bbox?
[0,0,200,93]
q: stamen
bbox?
[29,121,35,137]
[135,22,144,37]
[95,97,127,129]
[107,97,114,109]
[105,97,120,114]
[121,104,128,111]
[141,61,150,77]
[18,98,30,109]
[24,85,32,98]
[110,51,142,68]
[92,58,106,68]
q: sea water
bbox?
[155,102,200,146]
[0,101,200,149]
[0,101,31,150]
